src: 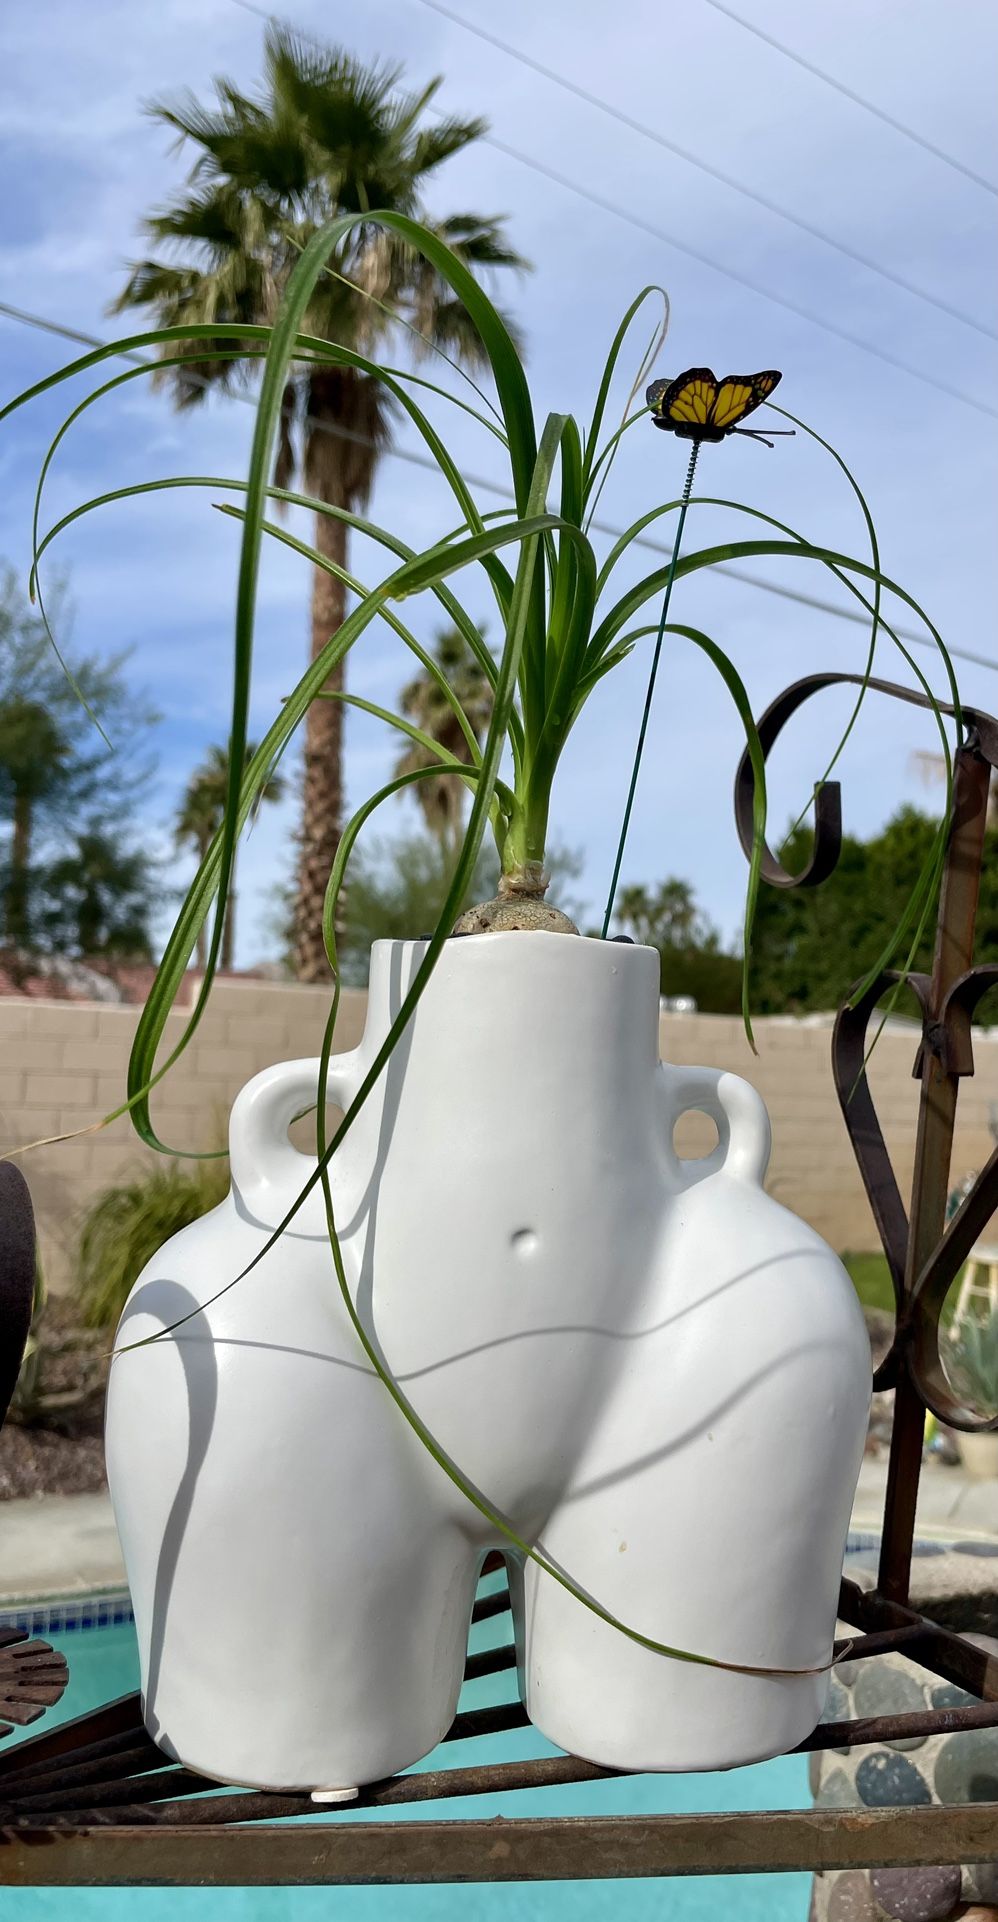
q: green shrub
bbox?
[77,1158,229,1330]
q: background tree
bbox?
[175,742,284,969]
[393,623,493,854]
[752,805,998,1018]
[0,700,70,948]
[34,830,159,960]
[0,569,158,954]
[113,27,526,982]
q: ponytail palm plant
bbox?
[5,208,961,1672]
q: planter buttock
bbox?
[105,932,871,1791]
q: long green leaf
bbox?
[662,624,768,1048]
[582,285,669,491]
[125,498,573,1147]
[215,502,486,767]
[10,310,518,630]
[123,406,558,1265]
[317,688,514,831]
[35,471,504,702]
[591,538,959,690]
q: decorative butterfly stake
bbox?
[646,366,789,447]
[601,367,793,938]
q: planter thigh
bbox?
[107,1272,478,1793]
[517,1182,869,1772]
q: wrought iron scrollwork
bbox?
[735,675,998,1451]
[734,672,998,887]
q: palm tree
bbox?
[37,829,158,960]
[394,624,494,856]
[175,743,284,970]
[0,700,71,949]
[113,28,526,980]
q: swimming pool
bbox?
[3,1569,812,1920]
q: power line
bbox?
[471,130,998,421]
[410,0,996,343]
[702,0,998,200]
[0,300,148,362]
[3,294,994,680]
[226,0,998,420]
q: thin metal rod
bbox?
[0,1695,142,1782]
[601,439,701,936]
[842,1579,998,1699]
[13,1702,998,1830]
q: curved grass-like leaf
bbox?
[215,502,485,769]
[15,313,519,641]
[293,245,509,434]
[591,539,957,690]
[35,473,504,702]
[124,495,575,1149]
[582,284,669,492]
[316,688,514,838]
[663,624,768,1048]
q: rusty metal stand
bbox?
[3,674,998,1886]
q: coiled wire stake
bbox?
[601,438,701,938]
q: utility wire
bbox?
[468,130,998,421]
[702,0,998,200]
[228,0,998,421]
[4,295,995,679]
[410,0,996,343]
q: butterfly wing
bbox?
[660,367,719,430]
[713,369,782,431]
[645,379,669,415]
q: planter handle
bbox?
[660,1062,771,1188]
[228,1054,360,1205]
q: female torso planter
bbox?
[106,932,871,1794]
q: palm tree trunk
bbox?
[7,787,32,950]
[295,502,347,981]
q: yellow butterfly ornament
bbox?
[646,366,793,449]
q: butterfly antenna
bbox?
[601,438,701,938]
[735,427,797,447]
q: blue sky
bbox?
[1,0,996,965]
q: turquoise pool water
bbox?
[5,1573,812,1920]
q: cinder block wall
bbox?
[2,983,996,1296]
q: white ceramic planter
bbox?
[105,932,870,1792]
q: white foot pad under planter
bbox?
[105,933,871,1791]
